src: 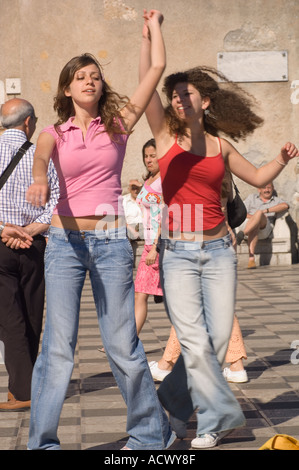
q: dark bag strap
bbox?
[227,170,237,192]
[0,141,33,191]
[231,179,240,195]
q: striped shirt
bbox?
[0,129,59,227]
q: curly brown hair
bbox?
[162,66,264,142]
[53,53,131,138]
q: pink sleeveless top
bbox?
[42,117,129,217]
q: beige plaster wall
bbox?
[0,0,298,218]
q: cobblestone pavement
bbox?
[1,265,299,451]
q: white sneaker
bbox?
[191,430,231,449]
[223,367,248,383]
[148,361,171,382]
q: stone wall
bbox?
[0,0,298,221]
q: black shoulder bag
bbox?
[227,179,247,229]
[0,141,33,190]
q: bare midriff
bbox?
[51,214,126,231]
[167,221,228,242]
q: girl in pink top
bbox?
[26,10,175,451]
[140,40,299,447]
[134,139,163,335]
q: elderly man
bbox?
[237,182,289,268]
[0,98,59,411]
[122,179,143,240]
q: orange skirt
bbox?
[162,316,247,364]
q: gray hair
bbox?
[0,101,35,129]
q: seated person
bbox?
[237,182,289,269]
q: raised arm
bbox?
[138,13,167,140]
[26,132,56,207]
[120,9,166,133]
[223,139,299,188]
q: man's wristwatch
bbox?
[0,223,6,237]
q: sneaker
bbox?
[191,430,231,449]
[247,258,256,269]
[223,367,248,383]
[149,361,171,382]
[236,231,245,245]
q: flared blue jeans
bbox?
[158,234,245,434]
[28,226,172,450]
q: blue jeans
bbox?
[158,235,245,434]
[28,226,172,450]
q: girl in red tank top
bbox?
[158,134,225,233]
[140,36,299,449]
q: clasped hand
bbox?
[142,9,164,39]
[1,223,33,250]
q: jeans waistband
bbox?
[49,225,127,241]
[161,233,232,251]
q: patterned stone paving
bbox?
[1,265,299,451]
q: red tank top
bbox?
[158,138,225,233]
